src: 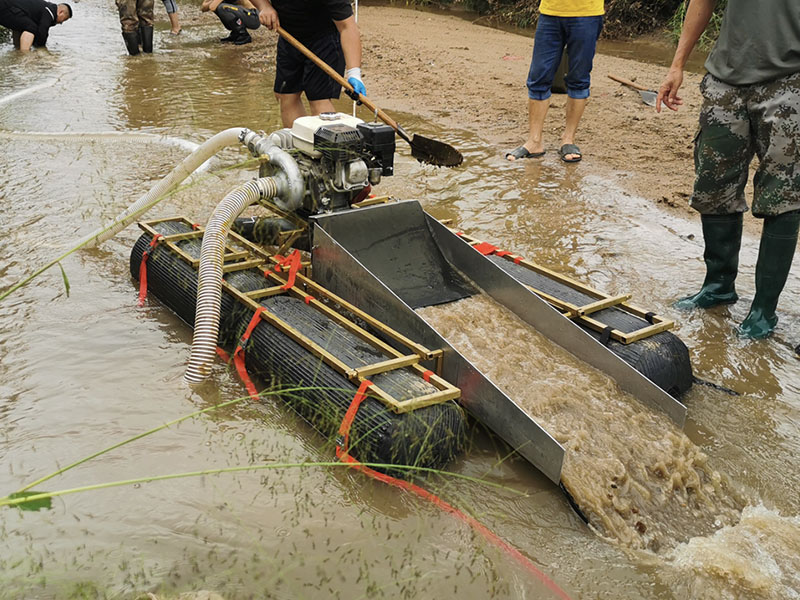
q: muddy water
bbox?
[419,295,746,553]
[2,3,800,600]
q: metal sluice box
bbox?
[311,200,691,485]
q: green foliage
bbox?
[0,27,10,43]
[668,0,728,49]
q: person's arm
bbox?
[334,15,365,96]
[656,0,716,112]
[250,0,278,28]
[19,30,35,51]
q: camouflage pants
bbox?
[691,71,800,217]
[116,0,154,32]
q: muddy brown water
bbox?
[2,2,800,599]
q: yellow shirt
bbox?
[539,0,604,17]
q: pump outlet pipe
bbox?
[0,127,255,303]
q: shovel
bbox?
[608,74,657,107]
[276,26,463,167]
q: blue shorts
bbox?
[527,14,603,101]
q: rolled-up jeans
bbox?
[526,14,603,100]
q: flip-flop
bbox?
[505,145,546,161]
[559,144,582,163]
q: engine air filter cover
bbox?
[314,123,365,162]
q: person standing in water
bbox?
[0,0,72,51]
[505,0,604,163]
[249,0,366,128]
[657,0,800,339]
[116,0,154,55]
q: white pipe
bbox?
[184,177,281,387]
[78,127,247,249]
[0,130,214,172]
[0,79,58,107]
[0,127,253,302]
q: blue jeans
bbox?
[527,14,603,100]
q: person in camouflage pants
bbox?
[657,0,800,339]
[116,0,154,55]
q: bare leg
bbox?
[561,97,587,161]
[507,97,549,161]
[308,99,336,116]
[168,11,180,34]
[276,92,306,128]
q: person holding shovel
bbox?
[505,0,604,163]
[250,0,366,128]
[657,0,800,339]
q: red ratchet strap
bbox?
[232,306,265,399]
[137,234,163,307]
[333,379,572,599]
[335,379,373,460]
[422,370,433,382]
[273,249,302,290]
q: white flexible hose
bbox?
[0,130,214,172]
[184,177,280,387]
[79,127,247,249]
[0,127,251,303]
[0,78,59,107]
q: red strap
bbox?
[191,223,201,230]
[514,256,523,264]
[304,295,313,305]
[422,370,433,382]
[273,250,302,290]
[473,241,498,255]
[495,250,512,257]
[137,234,162,307]
[232,307,265,399]
[335,379,373,459]
[455,231,464,237]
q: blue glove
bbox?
[346,67,366,97]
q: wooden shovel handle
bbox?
[276,26,404,136]
[607,73,651,92]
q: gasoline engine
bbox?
[233,113,395,248]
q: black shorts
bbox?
[273,32,344,102]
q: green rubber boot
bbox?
[738,212,800,339]
[674,213,743,310]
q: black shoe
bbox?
[219,31,236,42]
[233,30,252,45]
[139,25,154,53]
[122,31,140,56]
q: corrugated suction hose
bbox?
[184,177,280,386]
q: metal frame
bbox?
[138,218,458,414]
[454,231,674,344]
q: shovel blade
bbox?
[640,91,657,107]
[410,134,464,167]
